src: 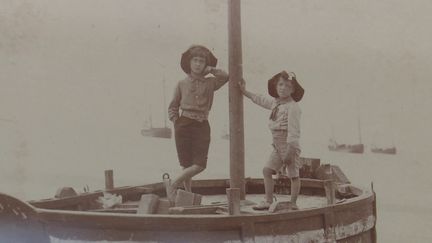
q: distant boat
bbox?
[370,126,397,155]
[328,116,364,154]
[141,120,172,138]
[371,145,397,155]
[141,78,172,139]
[328,141,364,154]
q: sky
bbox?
[1,0,432,164]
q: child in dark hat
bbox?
[167,45,229,201]
[239,71,304,210]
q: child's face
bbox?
[276,78,294,98]
[190,56,207,75]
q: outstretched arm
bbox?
[238,80,273,110]
[287,104,301,147]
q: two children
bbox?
[168,45,304,210]
[239,71,304,210]
[167,45,229,199]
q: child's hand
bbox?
[282,148,295,165]
[203,66,213,76]
[238,79,246,93]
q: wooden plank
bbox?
[324,180,336,204]
[241,222,256,243]
[116,201,139,209]
[168,205,222,215]
[137,194,159,214]
[248,178,325,189]
[191,179,230,188]
[29,186,153,209]
[88,208,137,214]
[156,199,171,214]
[226,188,240,215]
[323,209,336,241]
[104,170,114,190]
[268,201,293,213]
[174,190,202,207]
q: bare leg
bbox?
[183,178,192,192]
[170,165,204,192]
[263,167,275,203]
[180,167,192,192]
[290,177,301,205]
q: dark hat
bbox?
[268,71,305,102]
[180,45,218,74]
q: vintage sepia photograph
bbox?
[1,0,431,242]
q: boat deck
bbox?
[201,194,328,214]
[92,193,329,215]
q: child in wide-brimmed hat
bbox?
[167,45,229,201]
[239,71,304,210]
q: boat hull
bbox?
[141,127,172,139]
[371,147,396,155]
[1,178,376,243]
[328,144,364,154]
[43,196,376,243]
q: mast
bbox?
[357,115,362,144]
[331,125,336,141]
[356,99,362,145]
[228,0,245,199]
[149,104,153,129]
[162,76,167,128]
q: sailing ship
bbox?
[328,140,365,154]
[328,117,364,154]
[0,1,376,242]
[140,78,172,139]
[370,127,397,155]
[371,146,397,154]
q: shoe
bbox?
[252,201,271,211]
[268,201,299,213]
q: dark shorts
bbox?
[174,116,211,169]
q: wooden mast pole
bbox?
[163,76,167,128]
[228,0,245,199]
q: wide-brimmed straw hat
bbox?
[180,45,218,74]
[268,71,305,102]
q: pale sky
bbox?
[1,0,432,161]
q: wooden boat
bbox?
[141,126,172,139]
[371,134,397,155]
[0,158,377,243]
[328,141,365,154]
[0,1,377,242]
[371,146,397,155]
[328,116,364,154]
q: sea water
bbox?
[1,136,431,243]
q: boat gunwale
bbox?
[36,191,373,220]
[37,191,376,242]
[32,178,374,221]
[28,178,329,209]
